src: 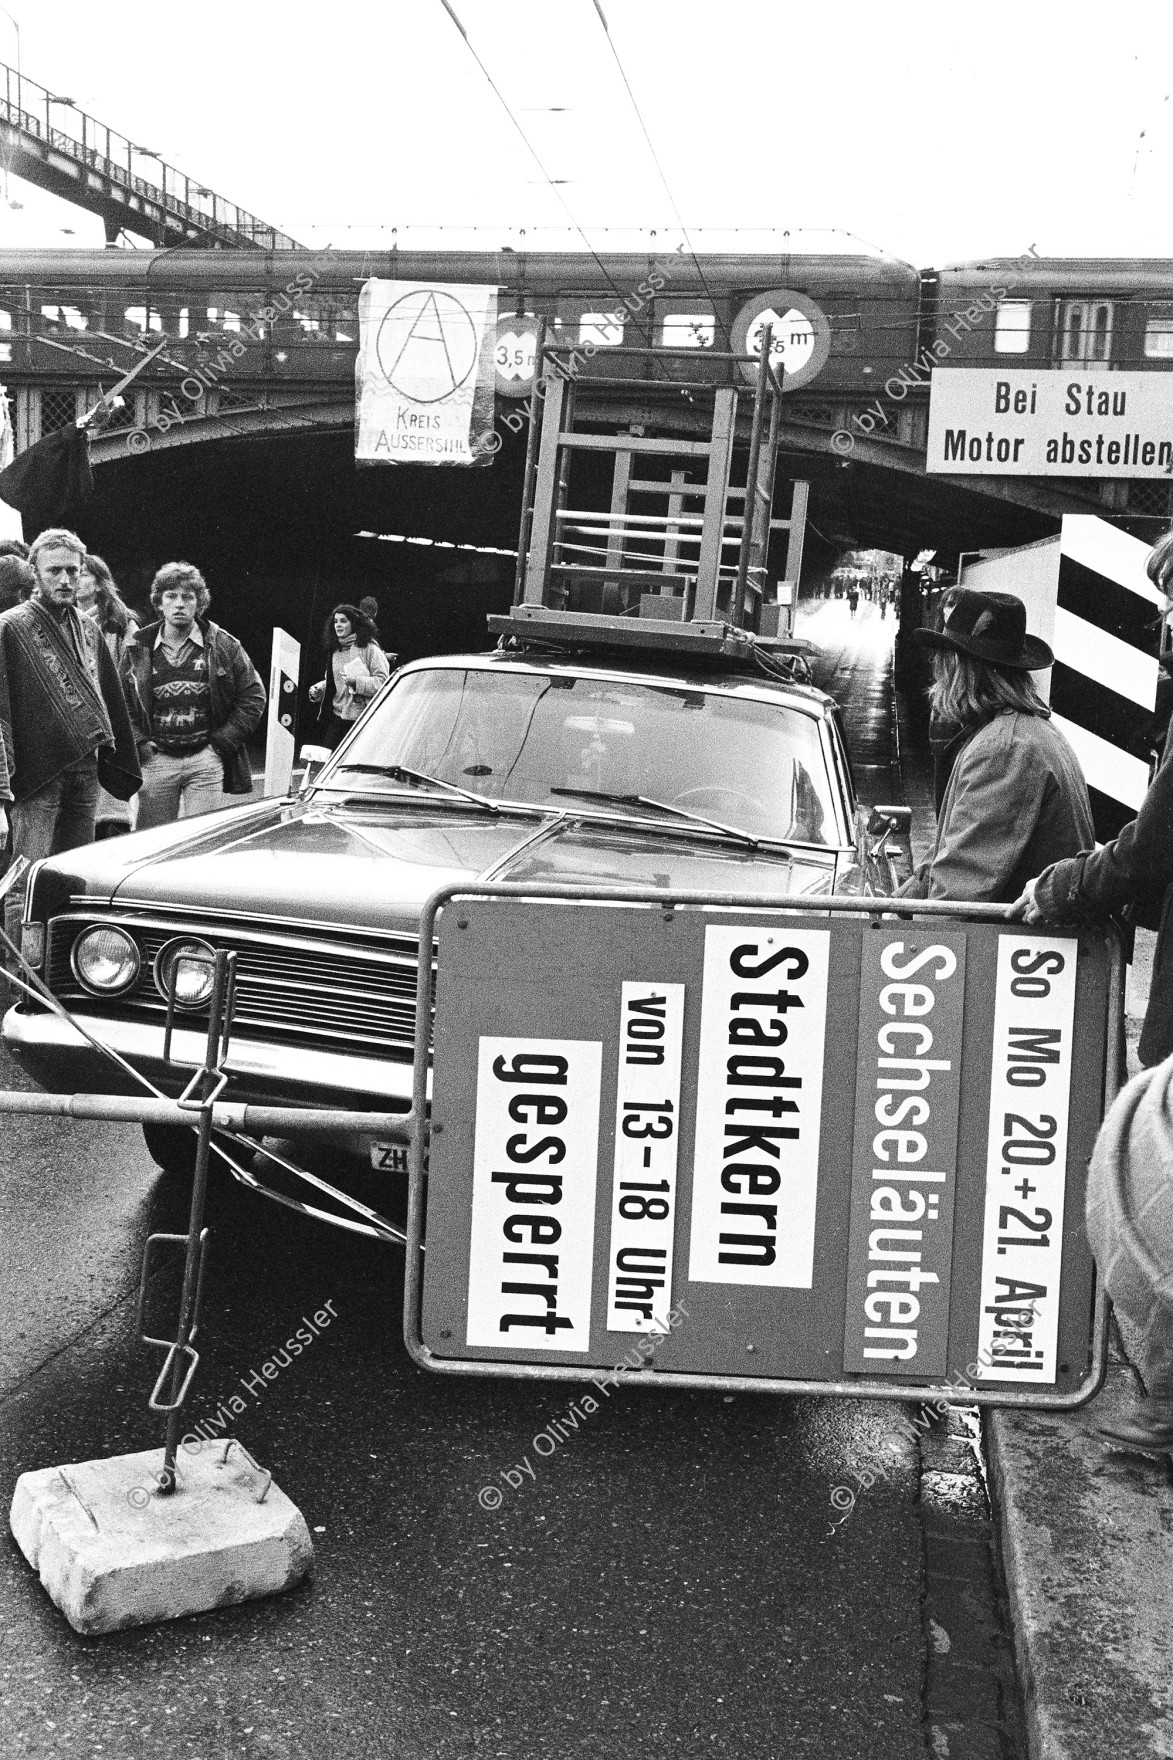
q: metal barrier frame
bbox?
[404,882,1120,1410]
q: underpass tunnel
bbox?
[71,408,1069,776]
[73,420,535,746]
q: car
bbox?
[2,635,908,1177]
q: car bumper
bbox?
[2,1004,421,1150]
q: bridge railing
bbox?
[0,62,300,250]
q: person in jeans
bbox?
[308,602,392,748]
[121,562,265,829]
[0,527,141,871]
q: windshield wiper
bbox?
[328,762,500,814]
[549,786,762,850]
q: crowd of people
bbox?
[0,531,398,889]
[0,530,266,880]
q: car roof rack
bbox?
[493,328,811,668]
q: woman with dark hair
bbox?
[76,554,139,837]
[898,587,1093,903]
[308,603,392,748]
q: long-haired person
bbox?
[308,603,392,749]
[899,588,1093,903]
[77,554,139,837]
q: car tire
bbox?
[141,1121,236,1181]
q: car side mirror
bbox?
[297,744,332,793]
[866,804,913,873]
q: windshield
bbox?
[325,667,841,846]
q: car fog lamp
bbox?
[155,937,217,1009]
[20,922,45,971]
[71,925,141,995]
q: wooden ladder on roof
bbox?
[511,326,808,635]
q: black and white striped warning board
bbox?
[961,516,1162,841]
[1049,519,1162,839]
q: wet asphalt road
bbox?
[0,604,932,1760]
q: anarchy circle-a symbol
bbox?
[376,289,479,404]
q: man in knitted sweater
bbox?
[120,562,265,829]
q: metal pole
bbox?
[512,319,546,606]
[731,322,771,629]
[157,951,234,1493]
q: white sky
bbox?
[1,0,1172,263]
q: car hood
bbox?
[53,795,839,937]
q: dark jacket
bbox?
[1034,722,1173,1066]
[121,618,266,795]
[900,710,1094,905]
[0,598,141,803]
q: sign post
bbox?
[263,627,300,798]
[405,887,1119,1409]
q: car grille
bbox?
[46,914,423,1058]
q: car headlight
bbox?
[71,925,142,996]
[155,936,216,1010]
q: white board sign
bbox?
[605,982,686,1334]
[927,368,1173,476]
[356,279,498,466]
[977,935,1078,1381]
[688,925,830,1288]
[263,626,300,798]
[466,1036,602,1352]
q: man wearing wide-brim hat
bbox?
[898,586,1093,904]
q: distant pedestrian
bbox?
[121,562,265,830]
[308,603,392,748]
[358,594,382,641]
[898,588,1092,903]
[0,528,141,876]
[77,554,139,838]
[0,537,29,561]
[847,587,860,618]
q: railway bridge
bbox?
[1,246,1168,667]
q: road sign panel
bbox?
[411,893,1117,1406]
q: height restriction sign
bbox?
[407,891,1118,1407]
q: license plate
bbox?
[370,1142,409,1173]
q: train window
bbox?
[0,309,12,332]
[1144,304,1173,358]
[994,300,1031,353]
[124,307,162,334]
[40,304,88,332]
[579,312,624,347]
[1059,299,1113,367]
[660,312,715,348]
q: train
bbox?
[2,248,1172,390]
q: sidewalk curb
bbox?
[987,1365,1173,1759]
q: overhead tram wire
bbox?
[589,0,732,350]
[438,0,635,318]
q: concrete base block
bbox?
[9,1442,313,1635]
